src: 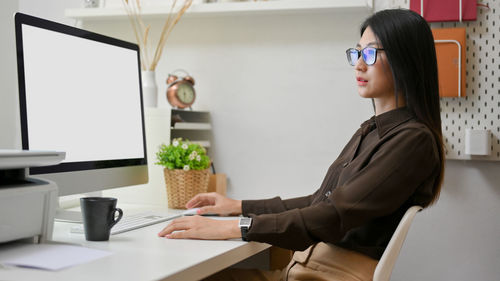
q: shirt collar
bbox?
[373,107,414,137]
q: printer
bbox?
[0,150,65,244]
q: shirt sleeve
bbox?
[245,127,439,251]
[242,193,317,216]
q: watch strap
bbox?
[241,227,249,241]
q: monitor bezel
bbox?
[14,12,148,175]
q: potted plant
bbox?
[156,138,211,209]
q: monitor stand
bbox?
[54,191,102,223]
[55,208,83,223]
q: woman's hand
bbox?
[157,216,240,240]
[185,192,242,216]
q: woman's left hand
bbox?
[158,216,241,240]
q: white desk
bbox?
[0,209,270,281]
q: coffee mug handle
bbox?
[109,208,123,229]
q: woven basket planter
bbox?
[163,168,210,209]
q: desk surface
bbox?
[0,207,270,281]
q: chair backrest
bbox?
[373,206,423,281]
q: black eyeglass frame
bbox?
[346,47,385,66]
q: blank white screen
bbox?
[22,24,145,163]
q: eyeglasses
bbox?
[346,47,385,66]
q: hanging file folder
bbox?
[410,0,477,22]
[432,28,466,97]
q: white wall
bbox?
[0,0,20,149]
[393,160,500,281]
[80,11,373,200]
[1,1,499,281]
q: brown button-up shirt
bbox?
[242,107,440,259]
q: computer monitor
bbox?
[14,13,148,199]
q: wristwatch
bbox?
[238,217,252,241]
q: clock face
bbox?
[177,83,195,104]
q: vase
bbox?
[141,70,158,107]
[163,168,210,209]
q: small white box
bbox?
[464,129,491,155]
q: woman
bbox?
[158,9,444,281]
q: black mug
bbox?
[80,197,123,241]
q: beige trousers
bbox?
[204,243,378,281]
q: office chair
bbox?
[373,205,424,281]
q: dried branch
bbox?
[122,0,192,71]
[151,0,192,70]
[122,0,146,69]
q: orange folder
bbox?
[432,28,466,97]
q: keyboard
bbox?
[70,211,182,235]
[111,211,182,235]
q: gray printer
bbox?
[0,150,65,243]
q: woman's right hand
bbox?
[185,192,242,216]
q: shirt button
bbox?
[325,191,331,197]
[342,162,349,167]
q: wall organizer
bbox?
[392,0,499,160]
[434,2,499,160]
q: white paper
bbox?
[0,243,112,271]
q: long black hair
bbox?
[361,9,444,206]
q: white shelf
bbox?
[173,122,212,130]
[65,0,373,20]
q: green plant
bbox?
[156,138,210,171]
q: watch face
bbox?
[239,217,252,228]
[176,83,195,104]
